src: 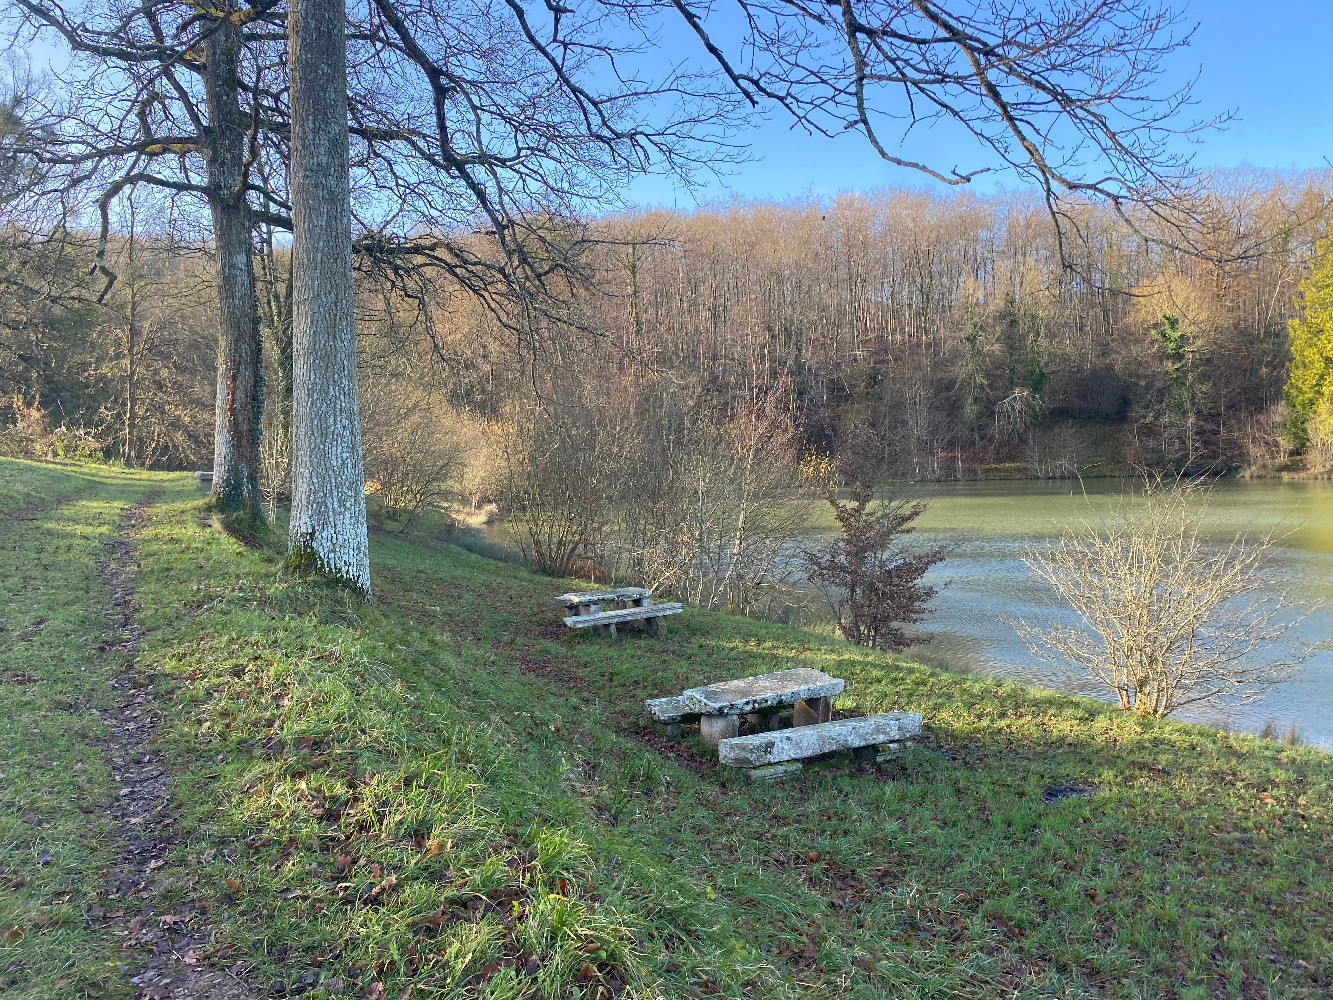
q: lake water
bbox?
[885,479,1333,750]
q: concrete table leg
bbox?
[700,714,739,748]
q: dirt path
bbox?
[95,495,259,1000]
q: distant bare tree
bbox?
[804,428,944,649]
[361,380,466,527]
[1017,477,1312,717]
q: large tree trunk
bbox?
[204,9,263,518]
[286,0,371,594]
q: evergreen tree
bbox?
[1283,236,1333,450]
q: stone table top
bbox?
[682,667,844,716]
[554,587,651,607]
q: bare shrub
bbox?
[1017,477,1311,717]
[1239,403,1290,472]
[500,391,615,578]
[1302,399,1333,473]
[259,393,291,526]
[499,376,818,611]
[1024,424,1086,479]
[361,381,466,527]
[623,391,819,615]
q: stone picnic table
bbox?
[555,587,682,637]
[646,667,924,780]
[646,667,843,745]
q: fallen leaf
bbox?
[224,877,242,891]
[577,962,598,980]
[4,926,25,940]
[805,851,819,862]
[323,977,343,992]
[361,982,384,998]
[524,954,540,976]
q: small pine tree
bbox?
[1283,235,1333,451]
[959,310,987,445]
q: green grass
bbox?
[2,458,1331,999]
[0,462,179,997]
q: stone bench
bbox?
[718,711,923,780]
[563,601,683,637]
[554,587,651,609]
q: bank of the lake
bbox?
[483,477,1333,750]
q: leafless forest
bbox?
[7,172,1332,473]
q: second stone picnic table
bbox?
[647,667,844,746]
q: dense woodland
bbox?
[10,170,1328,477]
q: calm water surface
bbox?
[890,479,1333,749]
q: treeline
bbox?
[6,171,1333,491]
[0,222,216,468]
[582,173,1329,477]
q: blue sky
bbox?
[15,1,1326,212]
[625,0,1333,208]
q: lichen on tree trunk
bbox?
[205,9,263,520]
[285,0,371,596]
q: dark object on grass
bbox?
[1042,782,1096,803]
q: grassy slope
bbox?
[2,459,1331,1000]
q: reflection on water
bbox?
[892,478,1333,749]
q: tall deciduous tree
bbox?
[203,6,262,517]
[286,0,369,593]
[11,1,271,517]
